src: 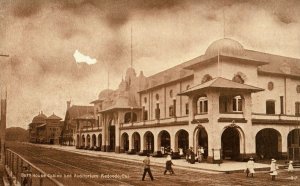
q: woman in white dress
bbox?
[270,159,279,181]
[245,157,255,177]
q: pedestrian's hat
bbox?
[249,157,253,160]
[271,159,276,162]
[289,160,293,163]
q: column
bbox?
[140,133,145,153]
[171,134,176,152]
[154,134,159,151]
[128,133,133,151]
[101,115,107,151]
[115,123,120,153]
[188,131,194,151]
[281,132,288,159]
[207,91,221,163]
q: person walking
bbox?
[142,154,154,181]
[245,157,255,177]
[164,155,175,175]
[270,159,279,181]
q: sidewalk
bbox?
[25,143,273,174]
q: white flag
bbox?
[73,49,97,65]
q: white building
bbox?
[76,38,300,163]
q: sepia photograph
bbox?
[0,0,300,185]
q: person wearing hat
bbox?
[142,154,154,181]
[245,157,255,177]
[288,161,294,173]
[164,155,175,175]
[270,159,279,181]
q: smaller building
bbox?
[61,101,95,146]
[28,112,63,144]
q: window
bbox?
[144,97,147,104]
[185,103,189,115]
[232,74,244,84]
[155,108,160,119]
[296,102,300,116]
[197,97,208,114]
[169,90,173,98]
[266,100,275,114]
[143,110,148,120]
[297,85,300,93]
[169,105,174,117]
[268,82,274,91]
[155,94,159,101]
[232,96,242,112]
[201,74,213,83]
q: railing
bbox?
[125,116,189,127]
[5,149,63,186]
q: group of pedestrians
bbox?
[142,154,175,181]
[245,157,295,181]
[142,153,296,182]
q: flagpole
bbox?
[131,26,133,68]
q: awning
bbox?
[178,77,264,96]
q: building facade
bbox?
[29,112,63,144]
[61,102,95,146]
[75,38,300,163]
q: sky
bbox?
[0,0,299,129]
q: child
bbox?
[245,157,255,177]
[288,161,294,173]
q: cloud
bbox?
[1,0,300,129]
[73,49,97,65]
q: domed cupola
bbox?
[32,111,47,124]
[205,38,244,57]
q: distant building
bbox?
[28,112,63,144]
[75,38,300,163]
[60,102,95,146]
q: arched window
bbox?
[201,74,213,83]
[232,74,244,84]
[124,112,137,123]
[268,82,274,91]
[155,94,159,101]
[169,90,173,98]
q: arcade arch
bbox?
[175,129,189,153]
[256,128,282,159]
[158,130,171,154]
[121,133,129,152]
[221,125,245,160]
[132,132,141,153]
[144,131,154,153]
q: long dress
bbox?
[246,160,255,174]
[288,163,294,172]
[270,162,278,176]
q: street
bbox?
[6,142,300,186]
